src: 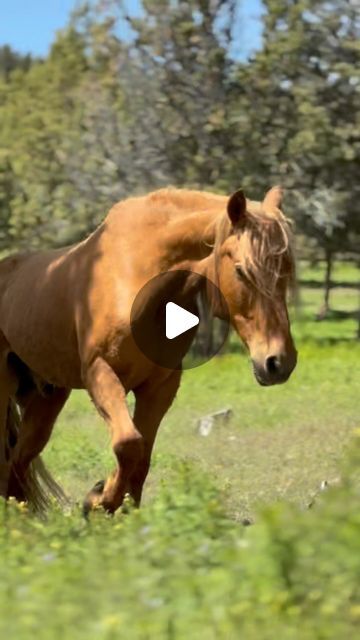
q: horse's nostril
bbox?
[265,355,281,376]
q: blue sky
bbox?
[0,0,264,58]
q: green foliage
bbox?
[0,45,33,82]
[121,0,239,189]
[0,30,90,247]
[0,437,359,640]
[0,25,131,248]
[232,0,359,257]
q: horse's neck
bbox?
[101,191,227,282]
[159,208,221,273]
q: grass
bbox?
[45,341,358,523]
[0,262,359,639]
[298,259,359,286]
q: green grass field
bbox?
[0,263,359,639]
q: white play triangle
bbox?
[165,302,199,340]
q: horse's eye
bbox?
[235,265,245,280]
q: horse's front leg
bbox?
[83,357,143,514]
[129,369,182,506]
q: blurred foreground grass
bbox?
[1,440,359,640]
[0,263,359,639]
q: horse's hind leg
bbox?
[8,387,70,502]
[14,387,70,470]
[0,337,18,497]
[83,357,143,514]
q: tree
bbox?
[231,0,360,311]
[93,0,241,190]
[293,188,358,315]
[0,30,91,248]
[0,45,33,82]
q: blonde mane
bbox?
[146,188,295,297]
[214,201,295,298]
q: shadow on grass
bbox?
[314,309,359,322]
[299,279,359,289]
[224,332,359,353]
[295,336,358,346]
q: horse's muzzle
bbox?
[252,350,297,386]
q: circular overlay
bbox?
[130,270,230,370]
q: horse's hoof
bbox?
[82,479,105,518]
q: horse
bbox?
[0,185,297,514]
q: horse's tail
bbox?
[7,398,67,512]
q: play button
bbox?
[130,270,230,370]
[166,302,199,339]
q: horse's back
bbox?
[0,247,72,314]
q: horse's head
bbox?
[213,186,297,385]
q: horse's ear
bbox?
[263,185,283,210]
[227,190,247,227]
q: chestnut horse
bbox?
[0,186,297,513]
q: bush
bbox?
[0,436,360,639]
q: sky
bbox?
[0,0,264,58]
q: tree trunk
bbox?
[317,249,333,319]
[357,283,360,340]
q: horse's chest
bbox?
[103,326,194,391]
